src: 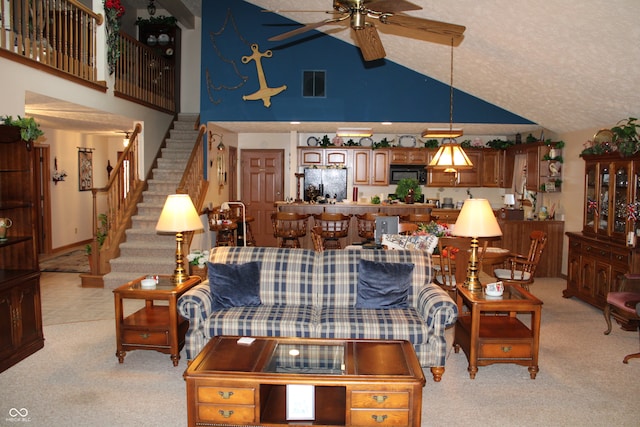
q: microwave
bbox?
[389,165,427,184]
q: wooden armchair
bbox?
[604,273,640,363]
[494,230,547,291]
[312,213,352,249]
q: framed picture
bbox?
[286,384,315,421]
[78,150,93,191]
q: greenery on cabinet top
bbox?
[1,115,44,142]
[581,117,640,157]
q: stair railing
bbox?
[84,122,144,282]
[176,122,208,249]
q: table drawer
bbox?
[122,329,168,346]
[351,391,409,409]
[197,386,255,404]
[479,342,532,359]
[351,409,409,426]
[197,404,255,424]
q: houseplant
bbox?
[187,249,209,279]
[395,178,422,203]
[85,213,108,256]
[1,115,44,146]
[612,117,640,157]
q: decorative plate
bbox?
[398,135,416,147]
[593,129,613,144]
[359,137,373,147]
[307,136,319,146]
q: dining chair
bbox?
[604,273,640,363]
[270,212,309,248]
[312,213,352,249]
[355,213,378,243]
[493,230,548,291]
[398,222,419,235]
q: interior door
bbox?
[241,149,284,247]
[34,145,51,255]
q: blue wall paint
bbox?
[200,0,534,126]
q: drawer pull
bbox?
[139,333,150,339]
[371,415,388,423]
[501,346,512,353]
[218,410,234,418]
[372,395,388,404]
[218,391,234,399]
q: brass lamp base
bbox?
[171,231,189,286]
[464,237,483,292]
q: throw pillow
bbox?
[381,234,439,254]
[356,259,414,309]
[208,261,261,311]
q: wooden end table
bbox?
[453,283,543,379]
[113,275,200,366]
[184,336,425,426]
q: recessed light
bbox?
[381,122,392,125]
[290,121,301,125]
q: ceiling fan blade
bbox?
[268,19,338,42]
[353,24,386,61]
[379,14,466,39]
[366,0,422,13]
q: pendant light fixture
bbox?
[426,39,473,173]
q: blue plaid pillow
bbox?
[208,261,261,311]
[356,259,414,309]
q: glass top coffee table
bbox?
[184,336,425,426]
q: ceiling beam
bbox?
[157,0,195,29]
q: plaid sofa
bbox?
[177,246,458,381]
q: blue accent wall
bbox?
[200,0,534,126]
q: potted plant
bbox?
[187,249,209,280]
[395,178,422,203]
[612,117,640,157]
[85,213,108,257]
[0,115,44,148]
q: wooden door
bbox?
[241,150,284,247]
[34,145,51,255]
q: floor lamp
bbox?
[221,201,246,247]
[452,199,503,292]
[156,194,203,285]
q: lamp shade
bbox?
[156,194,203,232]
[453,199,502,238]
[504,194,516,206]
[428,142,474,171]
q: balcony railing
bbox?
[0,0,176,113]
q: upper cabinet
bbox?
[353,149,389,186]
[298,148,348,166]
[390,148,428,165]
[508,142,563,193]
[426,148,494,188]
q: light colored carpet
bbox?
[0,275,638,426]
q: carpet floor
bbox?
[0,275,638,426]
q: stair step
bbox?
[118,242,175,258]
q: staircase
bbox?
[102,113,201,289]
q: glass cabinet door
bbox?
[611,162,630,238]
[584,162,597,234]
[633,161,640,240]
[597,163,610,235]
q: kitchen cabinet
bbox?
[390,148,428,165]
[482,149,506,187]
[564,152,640,320]
[353,149,389,186]
[427,149,482,187]
[508,142,563,192]
[298,148,348,166]
[0,125,44,373]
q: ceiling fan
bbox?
[266,0,466,61]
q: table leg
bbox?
[114,294,126,363]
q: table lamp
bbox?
[156,194,203,285]
[452,199,503,292]
[504,194,516,209]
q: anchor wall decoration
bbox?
[241,44,287,108]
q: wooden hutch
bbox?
[565,152,640,326]
[0,125,44,372]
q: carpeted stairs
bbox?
[102,113,200,289]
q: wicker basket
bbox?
[190,265,208,281]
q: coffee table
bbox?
[113,275,200,366]
[184,336,425,426]
[453,283,543,379]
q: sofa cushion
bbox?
[208,261,261,311]
[381,234,438,254]
[356,259,414,309]
[203,305,316,339]
[317,306,430,343]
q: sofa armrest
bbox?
[178,281,214,360]
[416,283,458,330]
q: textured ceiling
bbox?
[26,0,640,137]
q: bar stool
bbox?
[400,212,434,226]
[311,226,325,252]
[312,213,352,250]
[356,213,378,243]
[271,212,309,248]
[225,204,257,246]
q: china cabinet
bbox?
[564,153,640,323]
[0,125,44,372]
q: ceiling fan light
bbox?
[336,127,373,137]
[421,127,464,138]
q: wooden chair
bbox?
[311,226,325,251]
[604,273,640,363]
[355,213,378,243]
[312,213,352,249]
[434,237,487,298]
[398,222,419,235]
[494,230,548,291]
[270,212,309,248]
